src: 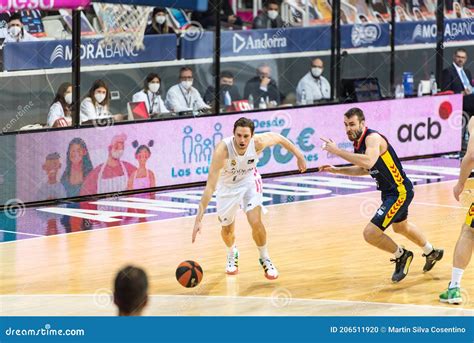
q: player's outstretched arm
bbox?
[192,142,226,243]
[321,134,380,170]
[454,117,474,201]
[318,165,369,176]
[255,132,307,172]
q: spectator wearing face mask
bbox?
[244,63,284,108]
[145,8,175,35]
[165,67,210,113]
[296,58,331,105]
[0,12,38,42]
[204,71,241,109]
[132,73,170,116]
[252,0,287,29]
[80,79,125,124]
[47,82,73,128]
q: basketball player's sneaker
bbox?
[391,248,413,283]
[422,248,444,272]
[259,258,279,280]
[439,285,462,304]
[226,247,239,275]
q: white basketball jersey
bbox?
[219,136,259,186]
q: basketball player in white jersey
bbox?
[192,117,307,279]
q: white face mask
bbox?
[148,83,160,93]
[111,149,124,159]
[65,93,73,105]
[95,93,106,104]
[8,26,21,37]
[181,80,193,90]
[267,10,278,20]
[155,15,166,25]
[311,67,323,77]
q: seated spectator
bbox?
[244,63,283,108]
[47,82,73,128]
[132,73,170,116]
[145,8,175,35]
[288,0,319,24]
[204,71,241,110]
[296,58,331,105]
[114,265,149,316]
[252,0,287,29]
[165,67,211,113]
[192,0,243,29]
[0,12,38,42]
[80,80,124,124]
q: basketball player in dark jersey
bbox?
[439,117,474,304]
[319,108,443,282]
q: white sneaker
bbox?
[259,258,279,280]
[226,247,239,275]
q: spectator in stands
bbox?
[133,73,170,116]
[192,0,243,29]
[296,58,331,105]
[442,48,473,96]
[204,71,241,109]
[145,8,175,35]
[252,0,287,29]
[244,63,283,108]
[0,12,10,30]
[47,82,73,128]
[114,265,149,316]
[442,48,474,152]
[165,67,210,113]
[0,12,38,42]
[288,0,319,23]
[80,80,124,124]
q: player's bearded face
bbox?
[345,120,364,142]
[347,126,364,141]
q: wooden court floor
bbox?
[1,180,473,316]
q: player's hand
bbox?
[320,137,338,155]
[453,182,464,202]
[463,87,472,95]
[318,165,338,174]
[192,220,202,243]
[297,155,307,173]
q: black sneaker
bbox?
[422,248,444,272]
[391,249,414,283]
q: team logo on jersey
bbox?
[231,160,237,166]
[247,159,255,164]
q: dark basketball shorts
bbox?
[371,189,414,231]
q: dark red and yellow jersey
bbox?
[354,128,413,194]
[466,203,474,228]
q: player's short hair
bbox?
[344,107,365,122]
[114,265,148,315]
[233,117,255,135]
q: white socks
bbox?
[449,267,464,289]
[226,244,236,255]
[422,242,434,255]
[257,245,270,260]
[394,246,404,258]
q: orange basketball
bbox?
[175,260,203,288]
